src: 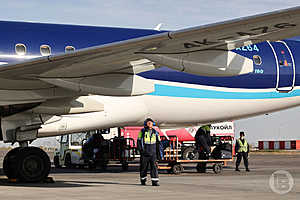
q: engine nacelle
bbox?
[143,50,253,76]
[37,96,148,138]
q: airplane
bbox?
[1,6,300,183]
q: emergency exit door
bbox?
[267,41,295,92]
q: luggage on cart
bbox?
[158,135,233,174]
[211,137,233,159]
[82,134,136,170]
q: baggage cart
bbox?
[158,135,233,174]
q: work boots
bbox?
[152,181,160,186]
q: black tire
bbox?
[54,155,61,168]
[213,164,223,174]
[17,147,51,182]
[171,164,183,175]
[99,161,108,170]
[64,154,73,168]
[196,163,207,173]
[182,147,198,160]
[3,147,21,179]
[121,162,129,171]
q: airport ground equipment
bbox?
[84,136,136,171]
[54,130,136,170]
[158,135,233,174]
[54,132,89,168]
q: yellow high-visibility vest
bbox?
[237,139,248,152]
[138,129,160,145]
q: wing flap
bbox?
[40,74,155,96]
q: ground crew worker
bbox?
[194,125,212,172]
[137,118,161,186]
[195,125,212,158]
[235,131,250,172]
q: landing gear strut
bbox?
[3,147,51,182]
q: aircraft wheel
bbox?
[3,147,21,179]
[17,147,51,182]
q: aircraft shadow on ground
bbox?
[0,166,232,176]
[0,168,139,187]
[49,165,200,174]
[0,178,141,188]
[0,178,93,188]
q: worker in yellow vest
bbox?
[137,118,161,186]
[235,132,250,172]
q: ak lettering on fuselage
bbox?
[183,22,296,49]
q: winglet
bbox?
[154,23,163,31]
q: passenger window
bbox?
[40,45,51,56]
[65,46,75,53]
[253,55,262,65]
[15,43,26,56]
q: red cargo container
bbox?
[269,141,274,149]
[258,141,264,150]
[297,140,300,150]
[258,140,300,150]
[279,141,285,150]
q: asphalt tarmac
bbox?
[0,153,299,200]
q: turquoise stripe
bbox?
[148,84,300,99]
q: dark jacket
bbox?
[195,127,212,154]
[137,128,162,159]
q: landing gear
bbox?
[3,147,51,182]
[3,147,21,179]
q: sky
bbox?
[0,1,300,146]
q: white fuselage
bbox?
[38,79,300,138]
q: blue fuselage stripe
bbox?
[149,84,300,99]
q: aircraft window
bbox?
[65,46,75,53]
[253,55,262,65]
[40,45,51,56]
[15,43,26,56]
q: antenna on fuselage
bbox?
[154,23,163,31]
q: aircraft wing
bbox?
[1,6,300,98]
